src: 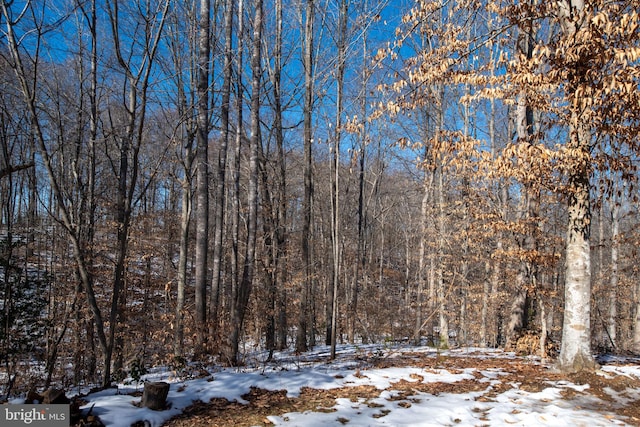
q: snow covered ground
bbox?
[71,345,638,426]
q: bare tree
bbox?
[328,0,348,360]
[210,0,234,351]
[194,0,212,356]
[226,0,263,365]
[0,0,114,386]
[261,0,289,357]
[227,0,244,356]
[164,0,198,357]
[104,0,170,380]
[297,0,315,353]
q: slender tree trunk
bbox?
[297,0,315,354]
[481,75,498,347]
[481,261,491,347]
[329,0,348,360]
[505,190,530,346]
[459,73,471,347]
[436,163,448,348]
[596,197,606,347]
[107,0,170,379]
[349,25,367,345]
[505,7,537,349]
[194,0,211,356]
[260,158,277,357]
[263,0,288,355]
[539,272,548,357]
[434,86,448,349]
[110,127,131,378]
[608,183,619,349]
[224,0,244,353]
[175,154,192,357]
[227,0,262,365]
[166,1,197,358]
[274,0,289,349]
[414,164,432,345]
[75,0,99,380]
[210,0,234,349]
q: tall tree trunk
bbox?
[175,171,191,357]
[227,0,262,365]
[481,65,498,347]
[556,0,598,373]
[227,0,244,354]
[274,0,288,349]
[109,105,132,378]
[435,86,448,349]
[86,0,98,374]
[297,0,315,354]
[350,2,370,344]
[263,0,288,355]
[459,68,471,346]
[608,182,619,349]
[106,0,170,380]
[436,163,448,349]
[259,156,278,357]
[505,5,537,349]
[175,126,193,357]
[329,0,348,360]
[414,142,432,345]
[74,0,99,381]
[194,0,211,356]
[596,196,606,348]
[414,176,430,345]
[559,113,596,371]
[210,0,234,349]
[166,0,197,358]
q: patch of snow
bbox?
[66,345,635,427]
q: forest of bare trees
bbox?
[1,0,639,396]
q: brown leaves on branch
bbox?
[373,0,640,198]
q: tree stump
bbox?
[25,387,43,404]
[42,388,70,404]
[141,382,170,410]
